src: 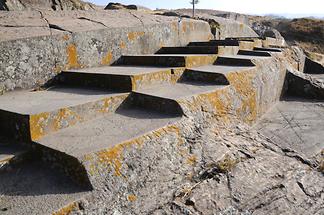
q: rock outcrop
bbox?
[0,10,212,93]
[104,2,137,10]
[170,9,259,39]
[0,6,323,215]
[0,0,96,11]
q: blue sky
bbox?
[89,0,324,18]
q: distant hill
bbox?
[254,17,324,54]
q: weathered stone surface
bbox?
[0,10,212,93]
[0,8,323,215]
[286,68,324,99]
[255,100,324,159]
[282,46,306,71]
[166,9,258,40]
[0,0,96,11]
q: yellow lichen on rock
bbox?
[88,124,183,177]
[131,70,171,90]
[127,31,145,41]
[127,194,137,202]
[119,41,126,49]
[216,154,239,173]
[29,112,50,141]
[185,55,217,67]
[101,51,113,65]
[66,44,80,69]
[53,108,82,131]
[95,137,145,177]
[186,155,197,166]
[226,70,258,124]
[52,202,80,215]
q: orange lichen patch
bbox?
[185,55,217,68]
[127,31,145,41]
[98,98,111,113]
[29,112,50,141]
[186,155,197,166]
[87,124,183,177]
[62,34,70,41]
[53,108,82,131]
[131,70,171,90]
[226,70,258,124]
[164,125,184,145]
[119,41,126,49]
[127,194,137,202]
[98,94,128,113]
[66,44,80,69]
[239,41,254,50]
[199,88,233,122]
[52,202,80,215]
[172,22,178,32]
[95,137,144,177]
[189,21,194,31]
[171,68,186,83]
[101,51,113,65]
[182,22,187,33]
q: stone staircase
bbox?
[0,37,283,190]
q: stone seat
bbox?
[0,87,128,141]
[117,54,218,67]
[61,66,174,91]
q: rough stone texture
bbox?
[176,9,251,25]
[64,117,324,215]
[172,9,259,40]
[282,46,306,71]
[0,9,323,215]
[286,68,324,99]
[0,10,212,93]
[255,100,324,159]
[0,0,96,11]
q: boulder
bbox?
[104,2,137,10]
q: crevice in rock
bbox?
[35,9,67,84]
[0,25,45,28]
[260,133,317,169]
[48,23,73,33]
[128,11,145,28]
[297,181,310,197]
[77,17,108,28]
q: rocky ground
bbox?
[0,3,323,215]
[67,113,324,214]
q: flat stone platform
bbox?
[0,87,125,115]
[118,54,217,67]
[0,160,89,215]
[37,108,180,157]
[188,65,254,74]
[66,66,172,76]
[135,82,227,100]
[255,99,324,158]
